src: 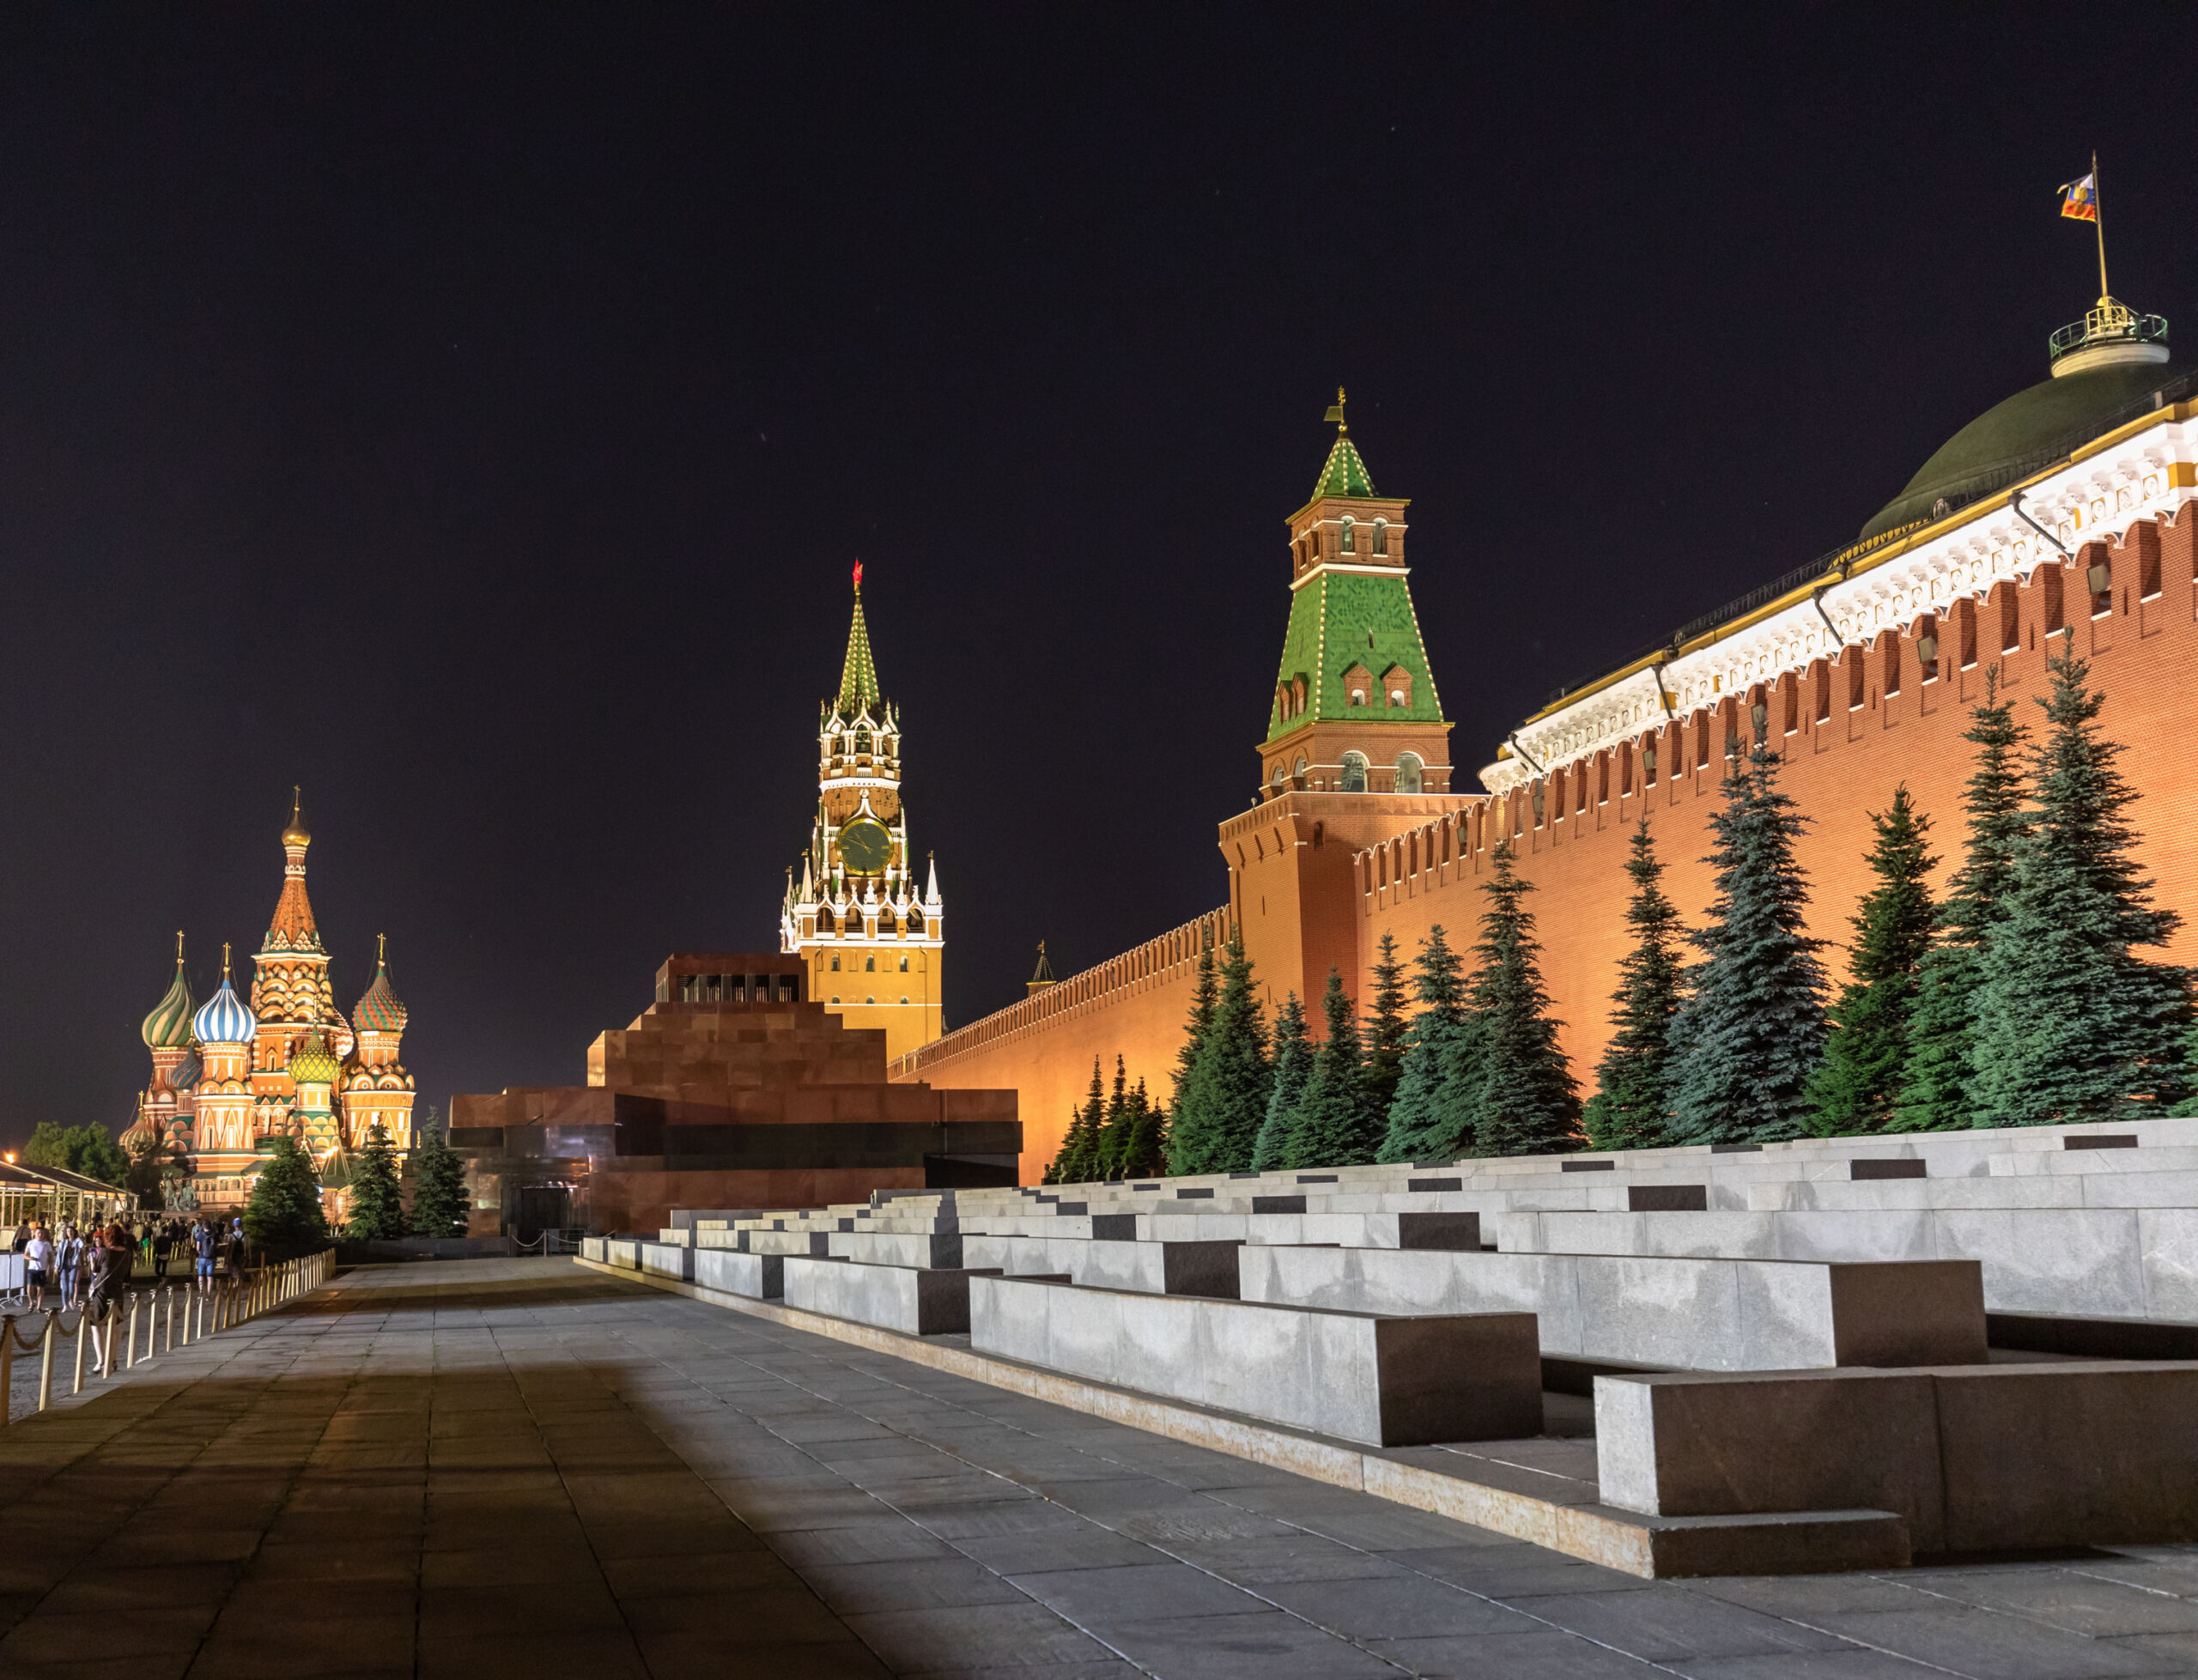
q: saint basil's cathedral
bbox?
[125,794,416,1211]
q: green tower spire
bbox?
[1311,387,1378,498]
[837,561,882,716]
[1257,392,1450,797]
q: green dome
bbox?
[1861,360,2175,540]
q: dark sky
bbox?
[4,4,2193,1146]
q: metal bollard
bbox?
[0,1319,13,1423]
[38,1310,57,1412]
[164,1288,175,1354]
[125,1294,141,1369]
[100,1307,115,1380]
[71,1311,87,1395]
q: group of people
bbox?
[9,1213,246,1319]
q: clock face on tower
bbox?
[838,816,893,876]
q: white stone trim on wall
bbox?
[1478,409,2196,795]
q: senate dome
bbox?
[1861,298,2180,540]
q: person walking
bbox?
[82,1222,133,1370]
[56,1222,82,1311]
[23,1224,52,1313]
[151,1222,173,1281]
[191,1217,217,1296]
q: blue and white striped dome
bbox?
[192,977,257,1046]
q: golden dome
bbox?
[281,785,311,847]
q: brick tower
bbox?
[1226,392,1458,1024]
[781,567,945,1058]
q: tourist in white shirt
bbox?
[23,1225,53,1312]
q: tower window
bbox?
[1372,519,1387,555]
[1340,752,1369,793]
[831,995,840,1004]
[1293,754,1308,784]
[831,955,841,972]
[1394,753,1424,794]
[865,955,876,972]
[908,909,924,932]
[865,995,875,1004]
[899,955,908,971]
[1340,517,1355,554]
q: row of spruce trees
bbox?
[1042,636,2195,1183]
[240,1113,474,1258]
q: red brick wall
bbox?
[1363,512,2198,1092]
[905,510,2197,1177]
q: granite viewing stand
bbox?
[967,1273,1543,1446]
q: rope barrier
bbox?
[0,1248,333,1426]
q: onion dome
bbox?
[191,944,258,1046]
[141,933,196,1049]
[281,785,311,848]
[168,1049,202,1093]
[352,934,408,1034]
[288,1027,339,1088]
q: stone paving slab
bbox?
[0,1258,2194,1677]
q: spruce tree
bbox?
[408,1112,471,1239]
[1093,1057,1133,1180]
[1583,816,1685,1151]
[1287,972,1381,1168]
[1666,742,1830,1144]
[1060,1059,1108,1184]
[1805,786,1937,1137]
[242,1135,330,1259]
[1163,934,1222,1169]
[1466,840,1580,1156]
[1968,634,2194,1125]
[1166,934,1272,1174]
[1362,935,1411,1121]
[1894,668,2029,1131]
[344,1123,408,1240]
[1377,925,1477,1163]
[1123,1081,1167,1178]
[1251,992,1313,1172]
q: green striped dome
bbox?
[141,958,196,1049]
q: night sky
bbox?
[5,5,2195,1148]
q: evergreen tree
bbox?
[408,1111,471,1239]
[1060,1059,1108,1184]
[1284,973,1382,1167]
[1806,786,1937,1137]
[1122,1081,1168,1178]
[242,1135,330,1258]
[1377,925,1477,1163]
[1666,742,1830,1144]
[1093,1057,1133,1180]
[344,1123,408,1240]
[1969,634,2194,1125]
[1583,817,1685,1151]
[1251,993,1313,1172]
[1163,933,1222,1168]
[1894,668,2030,1131]
[1466,840,1580,1156]
[1166,934,1272,1174]
[1362,935,1411,1120]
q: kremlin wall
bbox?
[894,312,2198,1181]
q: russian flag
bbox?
[2059,173,2098,221]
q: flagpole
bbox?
[2093,149,2110,301]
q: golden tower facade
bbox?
[781,569,944,1059]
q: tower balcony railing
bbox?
[2049,300,2167,362]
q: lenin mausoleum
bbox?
[895,295,2198,1180]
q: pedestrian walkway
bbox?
[2,1258,2196,1678]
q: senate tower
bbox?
[781,569,944,1059]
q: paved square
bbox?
[2,1258,2195,1678]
